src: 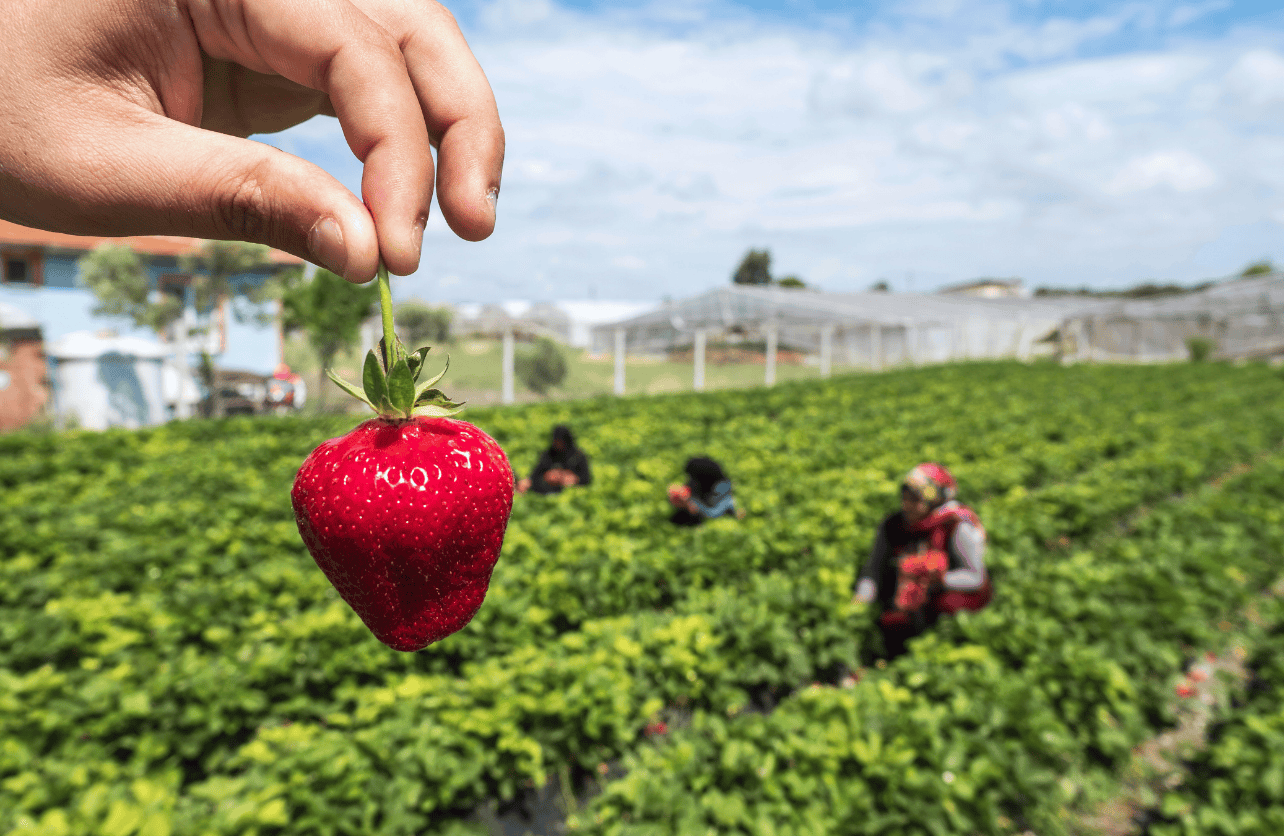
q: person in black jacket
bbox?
[517,425,592,495]
[667,456,738,526]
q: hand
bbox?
[0,0,504,283]
[667,484,691,508]
[516,478,531,494]
[546,468,577,487]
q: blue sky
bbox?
[260,0,1284,302]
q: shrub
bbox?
[516,337,568,395]
[1186,336,1215,362]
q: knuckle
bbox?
[212,161,278,245]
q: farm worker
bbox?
[853,463,991,660]
[517,425,593,495]
[0,0,504,284]
[668,456,739,526]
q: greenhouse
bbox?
[1059,272,1284,363]
[588,285,1107,388]
[590,275,1284,391]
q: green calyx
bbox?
[326,264,463,420]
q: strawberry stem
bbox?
[377,263,399,367]
[325,261,463,418]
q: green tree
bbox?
[395,300,452,346]
[180,241,283,414]
[516,337,568,395]
[776,275,806,289]
[732,248,773,286]
[79,244,184,333]
[281,268,380,409]
[80,243,198,417]
[1241,260,1274,277]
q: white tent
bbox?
[590,285,1109,368]
[47,331,170,430]
[1058,273,1284,362]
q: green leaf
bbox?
[414,354,451,400]
[414,387,463,408]
[326,368,375,412]
[413,402,465,418]
[363,350,389,410]
[407,346,430,380]
[386,357,416,416]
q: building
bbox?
[937,278,1028,299]
[0,220,302,377]
[0,301,47,432]
[46,331,170,430]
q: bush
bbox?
[516,337,568,395]
[1186,336,1215,362]
[395,301,452,347]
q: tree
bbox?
[870,280,891,292]
[80,239,292,418]
[516,337,568,395]
[80,244,184,333]
[732,248,773,285]
[395,300,452,346]
[776,275,807,289]
[281,268,380,409]
[1241,260,1274,277]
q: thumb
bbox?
[52,111,380,283]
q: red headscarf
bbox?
[902,462,982,544]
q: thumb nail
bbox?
[308,217,348,279]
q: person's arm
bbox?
[854,524,891,603]
[943,521,987,591]
[689,480,735,519]
[0,0,504,281]
[528,452,555,490]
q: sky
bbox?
[258,0,1284,302]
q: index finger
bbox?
[390,1,505,241]
[190,0,438,278]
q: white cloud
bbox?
[263,1,1284,300]
[1107,150,1219,193]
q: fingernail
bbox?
[413,215,426,256]
[308,217,347,278]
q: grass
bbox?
[283,335,856,412]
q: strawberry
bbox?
[291,266,514,651]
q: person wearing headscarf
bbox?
[853,462,991,659]
[667,456,737,526]
[517,425,592,495]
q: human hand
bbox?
[667,484,691,508]
[0,0,504,283]
[516,478,531,494]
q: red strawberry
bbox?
[293,417,512,651]
[291,265,514,651]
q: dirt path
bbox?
[1066,577,1284,835]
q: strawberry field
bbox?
[4,360,1284,835]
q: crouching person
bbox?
[853,462,992,660]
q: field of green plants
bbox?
[4,360,1284,836]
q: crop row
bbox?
[578,448,1284,835]
[1149,592,1284,835]
[3,362,1284,834]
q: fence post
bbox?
[614,328,626,396]
[765,324,778,386]
[501,328,515,404]
[820,324,833,378]
[693,329,706,392]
